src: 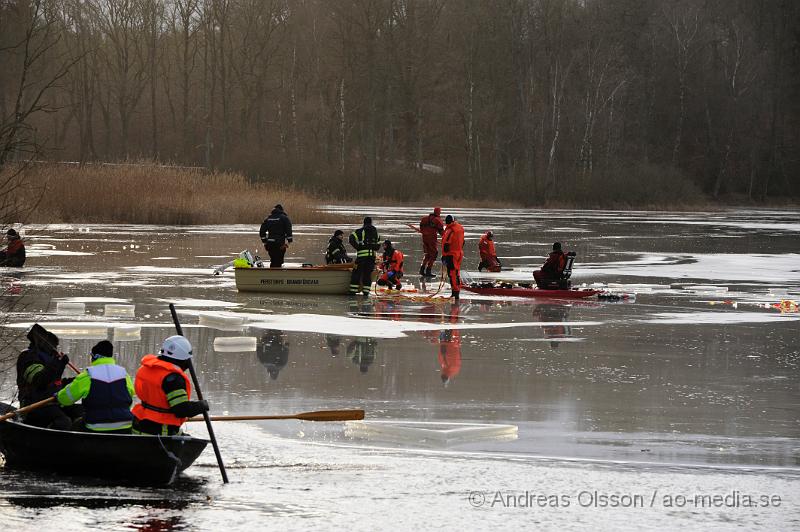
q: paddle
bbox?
[186,410,366,423]
[0,397,56,422]
[169,303,229,484]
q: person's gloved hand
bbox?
[387,271,395,280]
[280,243,289,251]
[197,399,210,413]
[443,244,450,253]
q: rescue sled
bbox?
[463,285,602,299]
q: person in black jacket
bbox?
[325,230,352,264]
[16,324,78,430]
[259,204,293,267]
[348,217,381,295]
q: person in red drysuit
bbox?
[441,215,465,300]
[533,242,567,289]
[377,240,404,290]
[418,207,444,277]
[477,231,501,272]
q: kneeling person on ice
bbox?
[55,340,135,434]
[377,239,404,290]
[478,230,502,272]
[131,335,209,436]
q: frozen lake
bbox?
[1,207,798,530]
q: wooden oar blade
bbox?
[294,409,365,422]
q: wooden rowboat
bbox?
[463,286,602,299]
[0,403,208,485]
[235,263,374,295]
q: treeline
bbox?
[1,0,798,206]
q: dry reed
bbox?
[14,163,337,225]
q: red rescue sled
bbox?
[463,286,602,299]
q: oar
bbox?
[186,410,365,423]
[0,397,56,422]
[169,303,229,484]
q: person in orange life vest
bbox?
[477,231,502,272]
[419,207,444,277]
[131,335,209,436]
[441,215,465,300]
[377,240,404,290]
[1,228,26,267]
[438,303,461,386]
[533,242,567,289]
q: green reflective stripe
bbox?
[357,250,374,257]
[23,364,44,383]
[166,389,188,406]
[162,424,170,436]
[86,420,132,431]
[57,371,91,406]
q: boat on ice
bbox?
[0,403,208,485]
[235,263,361,294]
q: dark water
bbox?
[1,208,798,530]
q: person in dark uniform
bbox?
[257,330,289,379]
[15,324,78,430]
[348,217,381,295]
[325,230,352,264]
[259,204,293,267]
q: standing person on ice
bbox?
[259,204,293,267]
[441,215,465,300]
[478,230,502,272]
[131,335,210,436]
[349,217,381,295]
[418,207,444,277]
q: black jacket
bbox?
[326,236,351,264]
[259,208,293,245]
[349,224,381,259]
[16,346,69,405]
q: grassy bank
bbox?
[7,163,794,226]
[17,163,333,225]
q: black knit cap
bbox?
[6,228,17,237]
[553,242,562,251]
[334,229,344,236]
[445,215,454,224]
[364,216,372,225]
[91,340,114,359]
[274,204,283,211]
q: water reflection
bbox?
[348,337,378,373]
[437,304,461,386]
[325,334,342,356]
[531,303,572,350]
[257,330,289,379]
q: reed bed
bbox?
[16,163,337,225]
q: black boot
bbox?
[425,268,433,277]
[419,265,426,276]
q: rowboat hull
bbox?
[235,264,365,295]
[463,286,601,299]
[0,405,208,485]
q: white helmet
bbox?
[160,335,193,360]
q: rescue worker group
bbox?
[257,204,569,298]
[10,205,573,435]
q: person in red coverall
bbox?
[533,242,567,289]
[418,207,444,277]
[441,215,465,300]
[438,303,461,385]
[477,231,501,272]
[377,240,404,290]
[0,228,26,267]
